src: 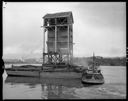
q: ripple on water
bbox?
[73,83,126,99]
[98,86,125,97]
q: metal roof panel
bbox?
[43,11,73,18]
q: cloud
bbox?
[32,49,42,54]
[3,46,22,54]
[108,47,126,57]
[3,2,126,58]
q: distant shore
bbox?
[73,57,126,66]
[3,56,126,66]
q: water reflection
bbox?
[5,76,92,99]
[4,66,126,99]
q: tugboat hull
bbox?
[81,73,104,84]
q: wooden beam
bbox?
[70,25,73,65]
[43,27,46,66]
[43,24,72,27]
[55,24,57,66]
[55,26,57,52]
[68,25,70,65]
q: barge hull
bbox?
[6,70,82,79]
[6,70,40,77]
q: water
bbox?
[3,64,126,99]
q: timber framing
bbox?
[42,11,74,68]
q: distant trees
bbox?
[94,57,126,66]
[4,56,126,66]
[73,57,126,66]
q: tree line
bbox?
[73,56,126,66]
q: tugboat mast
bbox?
[93,52,95,73]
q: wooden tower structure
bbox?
[42,11,74,68]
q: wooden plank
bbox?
[44,24,72,27]
[55,26,57,52]
[43,27,46,66]
[68,25,70,64]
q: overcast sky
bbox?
[3,2,126,59]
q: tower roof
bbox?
[43,11,73,19]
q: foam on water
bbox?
[97,87,126,97]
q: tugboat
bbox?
[81,53,104,84]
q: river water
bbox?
[3,64,126,99]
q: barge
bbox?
[5,64,83,79]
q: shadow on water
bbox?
[5,76,95,99]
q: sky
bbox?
[3,2,126,59]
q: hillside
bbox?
[4,56,126,66]
[73,56,126,66]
